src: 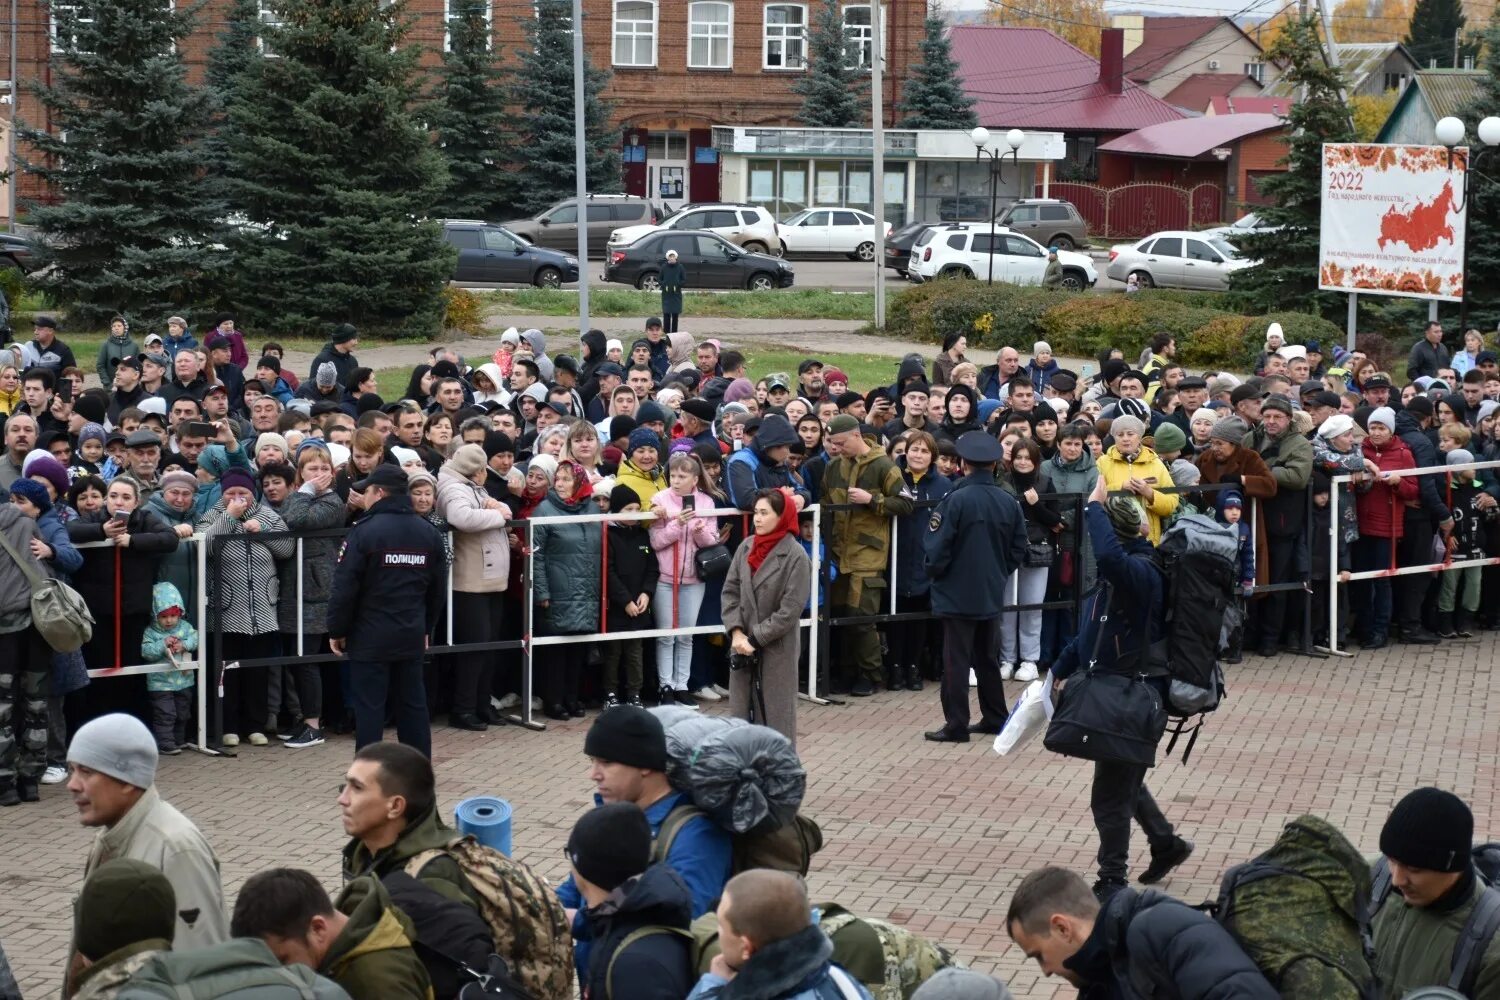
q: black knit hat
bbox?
[1380,787,1473,872]
[582,705,666,771]
[567,802,653,892]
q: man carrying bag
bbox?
[1044,476,1193,901]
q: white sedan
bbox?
[1203,212,1281,244]
[778,207,891,261]
[1106,230,1255,291]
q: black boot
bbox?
[1222,629,1243,665]
[886,665,903,692]
[1435,611,1458,639]
[905,665,924,692]
[1454,608,1476,638]
[17,780,38,803]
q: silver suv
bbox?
[502,194,656,257]
[608,204,784,256]
[994,198,1090,251]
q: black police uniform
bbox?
[326,479,446,758]
[923,432,1029,741]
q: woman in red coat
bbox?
[1353,408,1419,649]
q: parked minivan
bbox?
[502,194,656,256]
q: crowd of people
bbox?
[2,312,1499,797]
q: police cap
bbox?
[955,431,1003,465]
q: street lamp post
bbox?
[970,126,1025,286]
[1435,114,1500,333]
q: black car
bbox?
[443,220,581,287]
[884,220,937,277]
[605,230,794,292]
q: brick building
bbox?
[0,0,926,214]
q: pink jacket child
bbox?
[648,487,720,586]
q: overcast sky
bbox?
[945,0,1280,19]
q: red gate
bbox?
[1035,182,1226,239]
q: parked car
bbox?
[778,207,891,261]
[1106,231,1254,291]
[608,204,784,255]
[884,220,938,277]
[501,194,656,256]
[936,196,993,222]
[604,230,794,291]
[993,198,1090,251]
[442,220,580,288]
[1203,212,1280,244]
[907,223,1096,290]
[0,232,36,273]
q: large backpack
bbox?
[1153,513,1237,718]
[1207,814,1379,999]
[404,836,574,1000]
[1370,843,1500,998]
[652,802,824,878]
[117,939,349,999]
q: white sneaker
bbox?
[531,697,543,712]
[221,733,240,748]
[969,668,978,686]
[711,684,730,697]
[494,693,520,711]
[1000,662,1015,681]
[1016,661,1040,682]
[693,686,722,702]
[42,765,66,784]
[247,732,269,746]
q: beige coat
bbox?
[437,468,510,593]
[721,533,811,746]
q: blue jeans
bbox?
[654,580,705,691]
[348,657,431,760]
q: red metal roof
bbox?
[1164,73,1257,113]
[1208,94,1295,116]
[951,26,1185,133]
[1096,112,1286,158]
[1122,17,1225,82]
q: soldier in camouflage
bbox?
[817,903,962,1000]
[0,500,51,806]
[821,415,913,696]
[68,859,177,1000]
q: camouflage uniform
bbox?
[817,905,961,1000]
[0,624,50,793]
[823,444,913,687]
[73,941,170,1000]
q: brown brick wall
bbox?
[2,0,924,210]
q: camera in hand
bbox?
[730,650,761,672]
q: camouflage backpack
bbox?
[1207,814,1379,999]
[405,836,574,1000]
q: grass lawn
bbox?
[371,346,905,402]
[483,287,874,321]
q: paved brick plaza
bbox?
[4,638,1497,999]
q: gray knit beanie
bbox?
[67,713,158,789]
[912,969,1016,1000]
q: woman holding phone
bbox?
[648,454,720,705]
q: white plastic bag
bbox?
[993,679,1048,756]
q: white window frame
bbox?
[612,0,658,68]
[257,0,282,57]
[763,3,807,70]
[49,1,93,54]
[687,1,733,70]
[443,0,493,52]
[842,4,885,70]
[1244,60,1264,84]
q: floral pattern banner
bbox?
[1318,143,1467,303]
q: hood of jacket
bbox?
[146,492,195,526]
[586,864,693,935]
[1103,443,1163,468]
[474,362,506,394]
[326,875,421,974]
[667,331,695,365]
[1393,409,1428,439]
[720,924,834,1000]
[1050,447,1096,477]
[582,329,607,362]
[521,382,549,404]
[342,803,456,879]
[151,581,186,618]
[896,354,926,384]
[521,329,547,356]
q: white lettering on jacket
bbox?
[382,551,429,566]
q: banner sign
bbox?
[1318,143,1466,302]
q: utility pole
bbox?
[572,0,590,334]
[7,0,15,233]
[871,2,885,330]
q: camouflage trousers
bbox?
[0,625,51,789]
[831,573,886,684]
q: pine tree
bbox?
[1404,0,1472,69]
[202,0,261,179]
[220,0,454,338]
[505,0,621,216]
[1228,15,1353,313]
[793,0,869,128]
[16,0,221,328]
[1454,12,1500,328]
[897,14,978,129]
[430,0,515,220]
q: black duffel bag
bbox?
[1043,669,1168,767]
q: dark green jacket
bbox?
[325,876,433,1000]
[341,806,477,910]
[1372,869,1500,999]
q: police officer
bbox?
[326,464,446,758]
[923,431,1029,743]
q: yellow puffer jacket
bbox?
[1095,443,1179,544]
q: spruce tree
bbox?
[897,14,978,129]
[220,0,454,338]
[793,0,869,128]
[505,0,620,216]
[1228,15,1353,313]
[202,0,261,179]
[17,0,220,328]
[1404,0,1471,69]
[430,0,515,220]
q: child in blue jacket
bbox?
[1216,489,1254,663]
[141,581,200,754]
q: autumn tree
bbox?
[985,0,1107,56]
[1332,0,1412,43]
[1350,92,1398,139]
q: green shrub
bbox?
[886,279,1065,348]
[443,286,485,336]
[1180,315,1256,368]
[1038,296,1149,357]
[1131,288,1234,311]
